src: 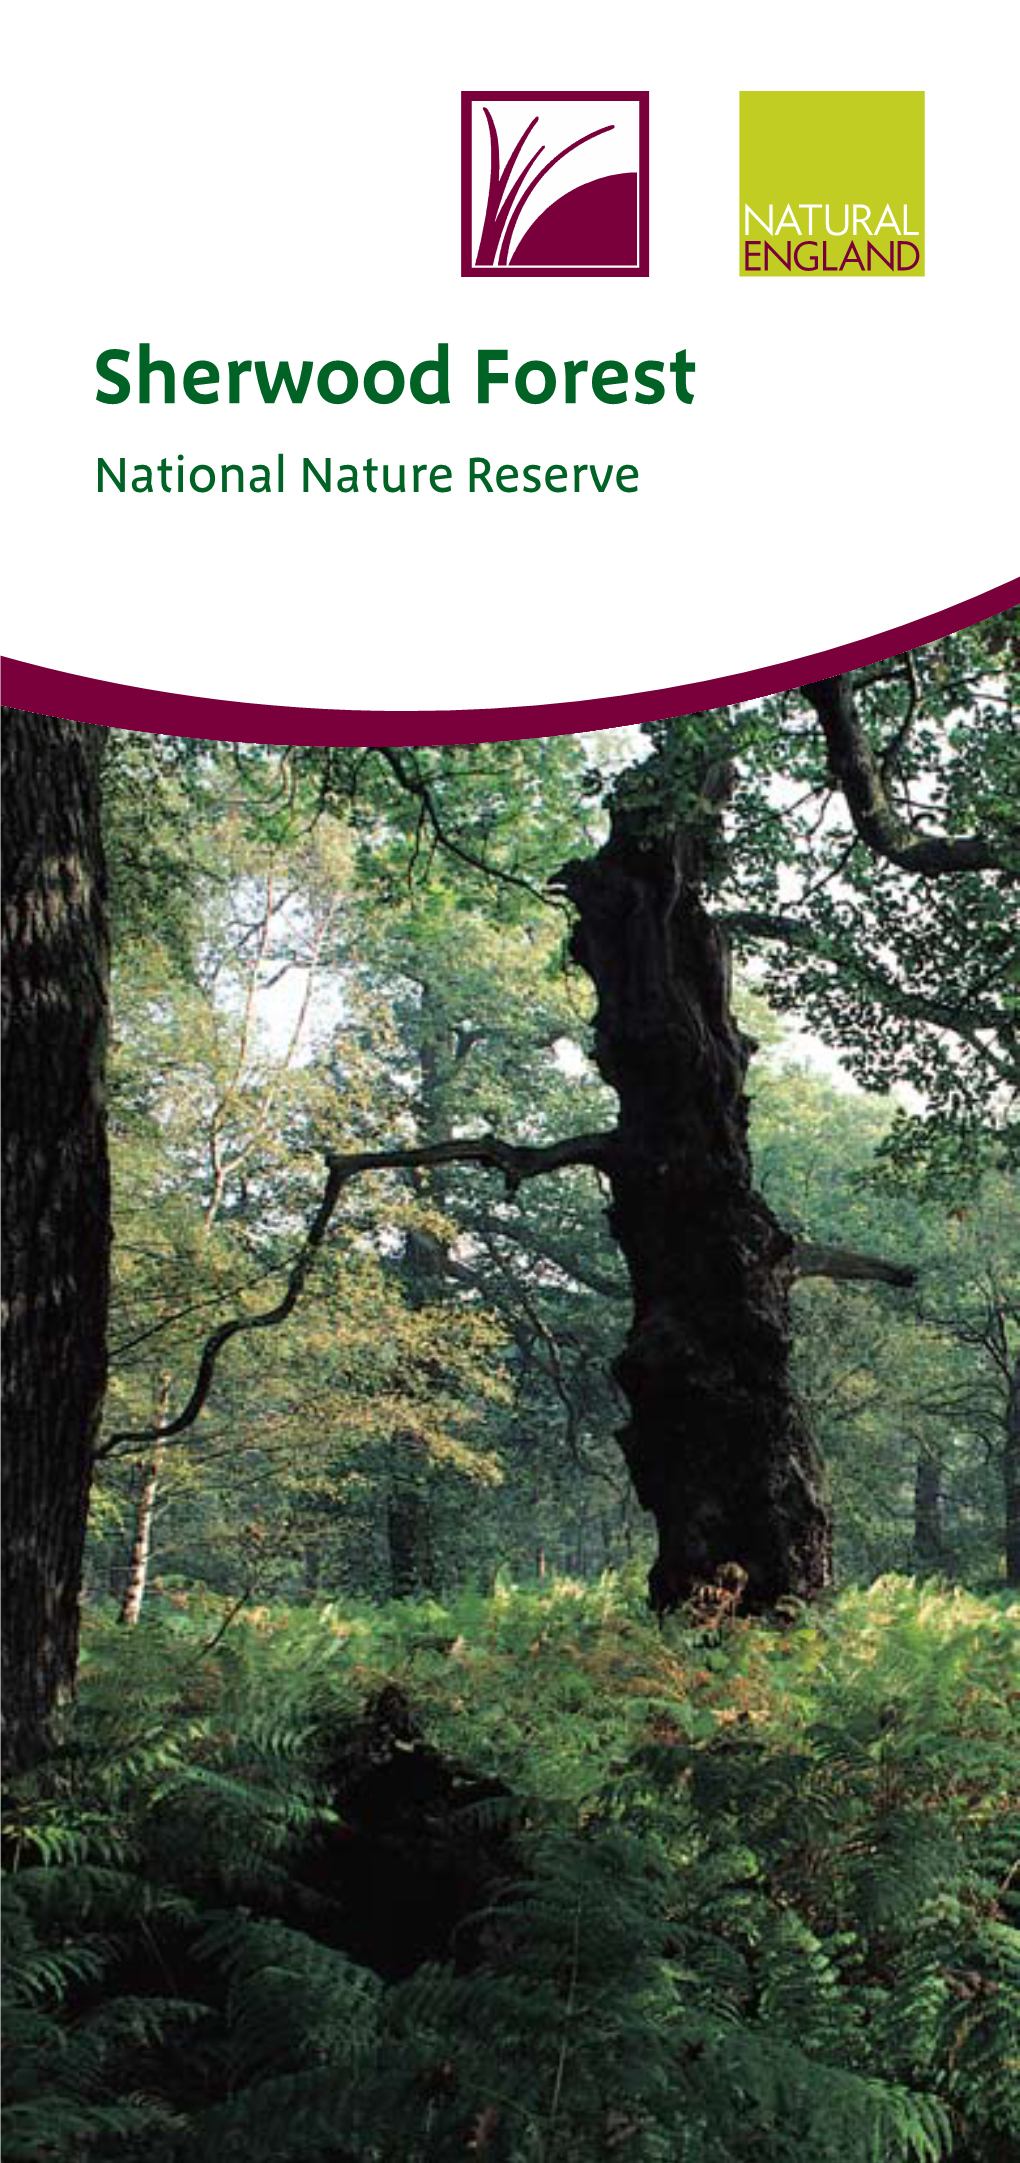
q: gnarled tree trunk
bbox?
[2,710,111,1767]
[557,761,831,1613]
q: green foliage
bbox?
[718,622,1019,1144]
[5,1579,1017,2161]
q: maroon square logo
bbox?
[461,92,649,277]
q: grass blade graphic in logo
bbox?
[475,110,617,267]
[461,93,649,278]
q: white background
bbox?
[2,1,1016,715]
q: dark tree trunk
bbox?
[1005,1356,1020,1589]
[387,1443,437,1600]
[557,758,831,1613]
[913,1447,947,1575]
[2,710,111,1768]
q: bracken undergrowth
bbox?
[3,1574,1018,2161]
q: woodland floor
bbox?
[3,1575,1018,2163]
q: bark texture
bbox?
[118,1451,163,1626]
[119,1375,170,1626]
[557,764,832,1613]
[2,710,111,1767]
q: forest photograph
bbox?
[2,619,1019,2160]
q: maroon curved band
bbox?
[3,576,1017,747]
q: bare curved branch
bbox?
[97,1129,613,1459]
[792,1242,917,1289]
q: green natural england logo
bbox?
[740,91,925,276]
